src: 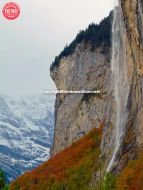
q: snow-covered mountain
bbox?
[0,94,55,181]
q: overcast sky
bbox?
[0,0,114,96]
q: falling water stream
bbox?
[107,1,129,172]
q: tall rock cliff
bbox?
[109,0,143,172]
[50,13,116,156]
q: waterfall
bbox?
[107,2,129,172]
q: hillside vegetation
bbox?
[10,125,103,190]
[9,125,143,190]
[0,170,9,190]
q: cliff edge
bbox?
[50,12,115,158]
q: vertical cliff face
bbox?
[50,14,116,156]
[51,44,114,156]
[109,0,143,172]
[120,0,143,146]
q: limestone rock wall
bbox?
[50,43,115,156]
[111,0,143,172]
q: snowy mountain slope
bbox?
[0,94,55,181]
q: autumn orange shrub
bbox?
[116,151,143,190]
[10,125,103,190]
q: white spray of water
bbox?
[107,2,129,172]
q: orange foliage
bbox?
[117,151,143,190]
[10,125,103,190]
